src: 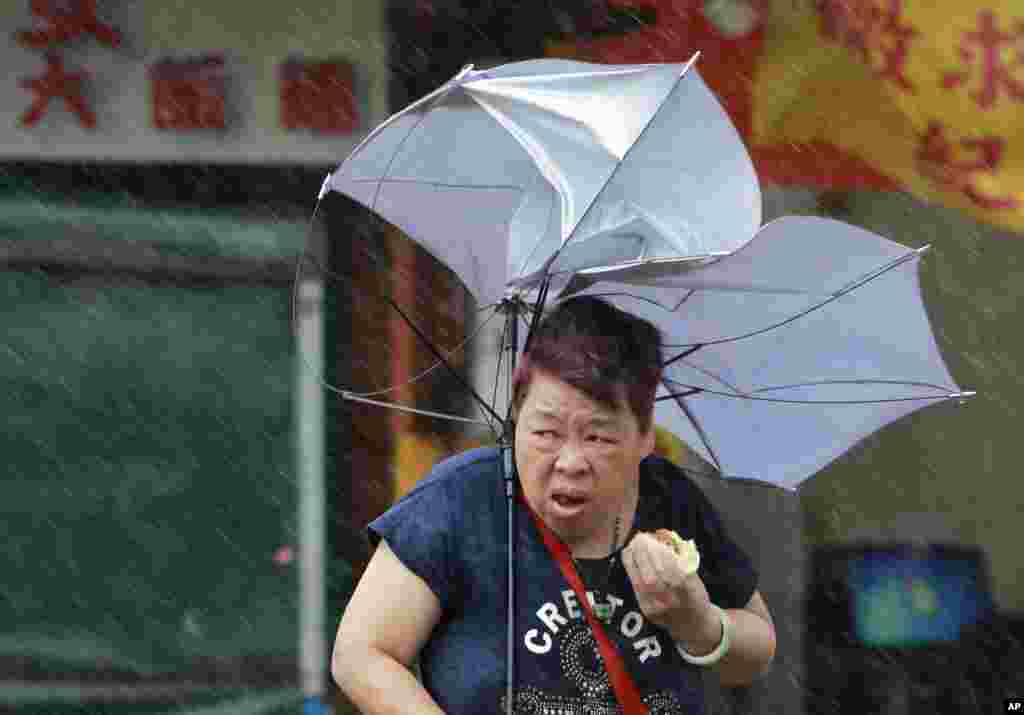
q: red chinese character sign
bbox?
[942,9,1024,109]
[15,0,121,48]
[280,59,359,134]
[14,0,122,130]
[758,0,1024,230]
[815,0,917,92]
[149,56,227,131]
[18,50,95,128]
[916,122,1018,211]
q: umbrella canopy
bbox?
[564,215,971,491]
[323,55,760,310]
[314,56,971,491]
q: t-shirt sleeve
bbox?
[686,480,759,611]
[367,477,459,609]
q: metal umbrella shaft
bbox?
[504,279,553,714]
[504,303,517,715]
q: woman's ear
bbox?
[643,423,657,456]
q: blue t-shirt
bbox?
[368,447,759,715]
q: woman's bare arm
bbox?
[332,540,446,714]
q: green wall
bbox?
[0,188,320,682]
[800,190,1024,613]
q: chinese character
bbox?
[941,10,1024,109]
[280,59,359,134]
[149,56,226,131]
[15,0,121,48]
[816,0,917,92]
[915,121,1018,211]
[18,50,95,128]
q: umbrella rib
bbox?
[661,343,703,370]
[751,378,969,398]
[296,228,504,410]
[335,63,475,179]
[667,247,926,351]
[656,380,969,405]
[351,176,525,192]
[339,391,492,426]
[581,287,698,315]
[349,308,501,399]
[500,276,554,433]
[492,306,508,420]
[511,186,559,287]
[367,86,458,214]
[301,198,506,427]
[836,244,931,295]
[661,378,724,474]
[508,310,523,423]
[665,360,751,399]
[672,288,698,312]
[545,55,698,271]
[386,295,506,427]
[522,275,553,356]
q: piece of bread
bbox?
[653,529,700,575]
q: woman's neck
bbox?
[568,486,639,559]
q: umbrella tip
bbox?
[318,173,332,201]
[681,50,701,75]
[445,64,476,88]
[916,244,932,255]
[952,390,977,404]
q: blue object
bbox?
[303,695,331,715]
[846,545,994,647]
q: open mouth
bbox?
[551,493,588,510]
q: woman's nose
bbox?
[554,441,589,472]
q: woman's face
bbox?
[514,368,655,554]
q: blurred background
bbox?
[2,0,1022,713]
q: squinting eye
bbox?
[534,430,556,439]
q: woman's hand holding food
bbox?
[622,530,720,649]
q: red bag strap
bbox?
[518,493,649,715]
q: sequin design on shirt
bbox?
[499,622,684,714]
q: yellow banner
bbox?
[755,0,1024,231]
[543,0,1024,232]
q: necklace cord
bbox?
[573,515,622,602]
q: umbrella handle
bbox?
[503,444,517,715]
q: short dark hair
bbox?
[511,295,663,433]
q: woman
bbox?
[333,296,776,714]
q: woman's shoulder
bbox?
[436,445,502,475]
[370,446,504,542]
[415,445,504,492]
[639,455,719,522]
[641,454,703,496]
